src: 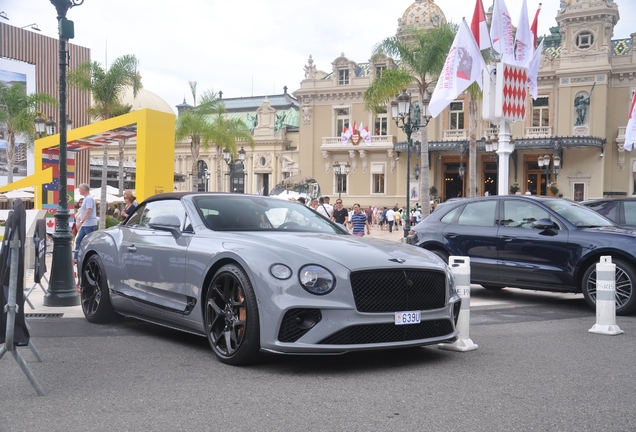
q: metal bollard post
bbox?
[439,256,478,352]
[589,256,624,336]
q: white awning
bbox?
[371,163,385,174]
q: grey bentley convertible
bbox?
[78,193,461,365]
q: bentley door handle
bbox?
[127,245,137,252]
[501,236,515,242]
[444,233,458,239]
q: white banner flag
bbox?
[625,92,636,151]
[341,126,352,145]
[359,122,372,145]
[490,0,515,63]
[515,0,533,67]
[528,39,544,100]
[429,20,486,118]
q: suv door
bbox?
[442,199,499,283]
[497,199,573,289]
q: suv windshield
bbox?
[544,199,615,227]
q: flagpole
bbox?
[496,120,512,195]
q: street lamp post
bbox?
[458,142,467,197]
[332,162,350,199]
[537,154,561,195]
[223,146,246,193]
[34,114,46,138]
[44,0,83,307]
[392,89,431,239]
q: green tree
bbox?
[0,82,57,183]
[175,84,254,192]
[364,24,456,207]
[68,54,141,228]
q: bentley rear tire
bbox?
[80,255,121,323]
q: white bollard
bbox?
[589,256,624,335]
[439,256,478,352]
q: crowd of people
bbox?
[291,195,427,237]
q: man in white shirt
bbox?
[386,207,395,233]
[317,197,332,219]
[74,183,98,262]
[323,196,334,217]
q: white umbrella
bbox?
[75,187,124,201]
[1,190,34,199]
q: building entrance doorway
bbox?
[230,169,245,194]
[257,173,270,196]
[443,162,464,201]
[482,160,498,195]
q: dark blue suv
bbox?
[412,195,636,315]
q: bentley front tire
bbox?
[205,264,260,365]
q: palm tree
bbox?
[467,83,482,197]
[0,82,57,183]
[364,24,456,208]
[68,54,141,228]
[175,86,254,192]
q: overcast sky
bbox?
[4,0,635,113]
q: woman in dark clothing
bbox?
[120,190,137,220]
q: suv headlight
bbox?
[299,265,335,295]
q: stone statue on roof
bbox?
[304,55,317,79]
[246,113,258,134]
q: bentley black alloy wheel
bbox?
[205,264,260,365]
[81,255,121,323]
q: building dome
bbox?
[399,0,447,31]
[120,86,175,115]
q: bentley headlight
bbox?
[446,266,457,295]
[270,264,292,280]
[299,265,335,295]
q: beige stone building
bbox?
[292,0,636,208]
[114,0,635,208]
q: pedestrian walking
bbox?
[348,203,370,236]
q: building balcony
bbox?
[483,127,499,138]
[321,135,397,149]
[442,129,467,141]
[525,126,553,138]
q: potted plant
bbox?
[510,183,520,194]
[429,186,438,198]
[549,184,559,196]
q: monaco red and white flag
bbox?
[359,123,372,145]
[341,125,352,145]
[429,19,486,118]
[471,0,492,50]
[625,92,636,151]
[527,39,544,100]
[530,3,541,48]
[490,0,515,63]
[515,0,533,67]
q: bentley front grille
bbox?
[349,269,446,313]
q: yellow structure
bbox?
[4,108,175,210]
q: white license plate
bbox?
[394,311,421,325]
